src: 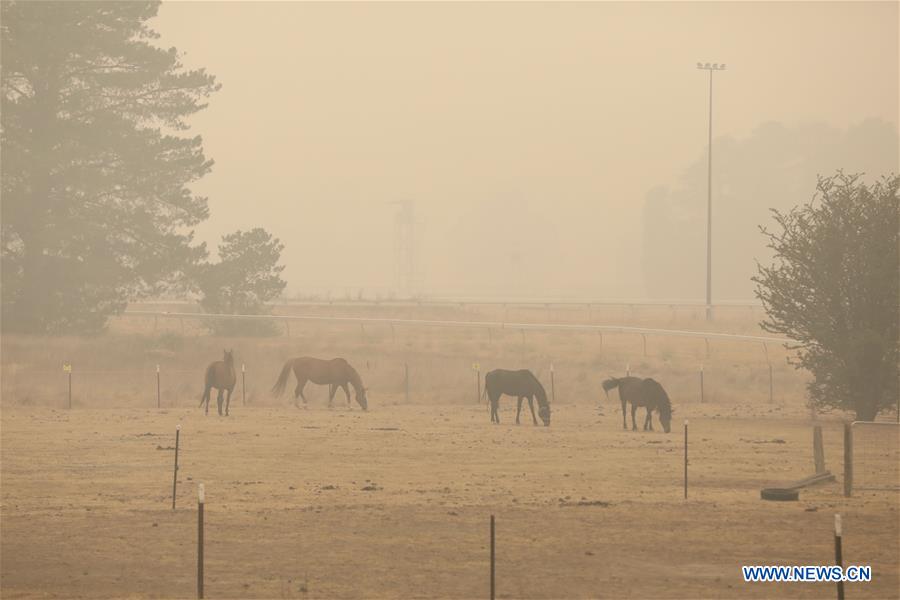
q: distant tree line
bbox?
[1,1,285,334]
[642,120,899,300]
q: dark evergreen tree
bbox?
[1,1,219,332]
[197,228,287,336]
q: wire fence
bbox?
[1,353,805,411]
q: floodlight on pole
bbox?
[696,61,726,321]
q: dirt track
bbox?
[2,401,897,599]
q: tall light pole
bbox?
[697,62,725,321]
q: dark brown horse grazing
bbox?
[482,369,550,426]
[602,376,673,433]
[271,357,368,410]
[200,350,237,416]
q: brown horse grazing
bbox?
[481,369,550,426]
[602,376,673,433]
[200,350,237,416]
[271,357,368,410]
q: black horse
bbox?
[602,376,673,433]
[482,369,550,426]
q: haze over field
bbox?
[153,1,898,299]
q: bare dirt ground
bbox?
[2,401,898,599]
[2,307,898,598]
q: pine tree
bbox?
[1,1,219,332]
[197,228,287,336]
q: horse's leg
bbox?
[341,382,351,406]
[201,385,211,415]
[327,384,338,409]
[297,381,310,406]
[621,398,627,429]
[293,380,307,408]
[528,396,538,425]
[631,403,638,430]
[516,397,523,424]
[489,393,499,424]
[216,388,224,416]
[645,408,653,431]
[225,387,233,416]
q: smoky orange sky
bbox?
[153,1,898,300]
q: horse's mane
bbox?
[643,378,671,415]
[341,359,364,392]
[527,371,549,406]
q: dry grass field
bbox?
[2,304,898,599]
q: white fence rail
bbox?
[123,310,801,347]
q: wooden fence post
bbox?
[843,423,853,497]
[404,362,409,404]
[834,514,844,600]
[64,363,72,409]
[813,424,825,475]
[172,424,180,509]
[490,514,496,600]
[550,363,556,404]
[156,364,161,409]
[699,364,704,404]
[684,419,689,499]
[197,483,205,599]
[474,363,481,404]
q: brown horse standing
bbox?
[200,350,237,416]
[271,357,368,410]
[602,376,673,433]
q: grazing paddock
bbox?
[2,308,897,598]
[1,403,898,599]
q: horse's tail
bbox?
[601,377,620,402]
[271,360,294,397]
[602,377,620,392]
[200,364,213,406]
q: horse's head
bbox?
[356,387,368,411]
[223,349,234,366]
[538,403,551,426]
[659,404,672,433]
